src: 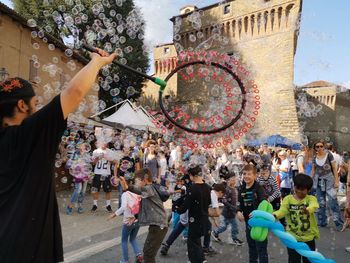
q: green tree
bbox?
[12,0,149,117]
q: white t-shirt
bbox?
[93,148,113,176]
[210,190,219,208]
[331,152,342,168]
[280,159,291,188]
[168,149,177,168]
[115,191,140,224]
[158,157,168,176]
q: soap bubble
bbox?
[65,49,73,57]
[32,43,40,50]
[27,19,37,27]
[48,44,55,51]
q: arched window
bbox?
[244,16,249,33]
[285,4,294,27]
[270,9,275,31]
[278,7,283,28]
[250,15,255,36]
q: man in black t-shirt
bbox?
[0,49,116,263]
[177,166,211,263]
[114,145,140,208]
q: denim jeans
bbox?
[316,175,344,227]
[118,184,123,209]
[172,212,180,230]
[245,225,268,263]
[121,222,141,262]
[213,216,238,239]
[70,182,87,205]
[165,221,186,246]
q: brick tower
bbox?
[170,0,303,141]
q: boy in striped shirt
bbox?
[257,164,281,210]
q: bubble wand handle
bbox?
[81,43,167,89]
[248,204,335,263]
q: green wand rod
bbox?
[81,43,167,91]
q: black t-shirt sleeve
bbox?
[18,95,67,157]
[257,184,268,203]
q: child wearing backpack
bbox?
[108,178,143,263]
[119,168,169,263]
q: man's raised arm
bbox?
[61,49,116,119]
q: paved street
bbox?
[58,190,350,263]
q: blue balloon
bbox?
[249,209,336,263]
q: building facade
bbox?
[296,81,350,152]
[144,0,303,142]
[142,43,178,104]
[0,2,97,118]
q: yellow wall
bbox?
[0,13,97,118]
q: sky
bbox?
[2,0,349,86]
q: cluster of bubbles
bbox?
[296,93,323,118]
[55,122,148,185]
[296,86,350,144]
[173,10,229,53]
[27,0,149,124]
[152,50,260,149]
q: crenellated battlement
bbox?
[178,1,300,48]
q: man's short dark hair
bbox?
[242,164,257,174]
[187,165,202,177]
[293,173,313,191]
[0,97,32,126]
[213,183,226,193]
[135,168,153,182]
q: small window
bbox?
[224,4,231,15]
[29,60,38,82]
[164,47,170,54]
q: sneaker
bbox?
[230,238,244,246]
[106,205,113,213]
[136,254,143,263]
[160,243,169,255]
[182,236,188,242]
[203,246,217,256]
[335,224,343,232]
[346,247,350,253]
[66,206,73,215]
[77,207,84,214]
[91,205,98,212]
[211,231,222,242]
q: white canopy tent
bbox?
[90,99,159,132]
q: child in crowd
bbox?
[108,178,143,263]
[171,174,186,231]
[237,164,268,263]
[158,150,168,187]
[203,183,226,255]
[257,164,281,211]
[66,143,91,214]
[273,173,320,263]
[119,168,168,263]
[177,166,212,263]
[211,173,244,245]
[160,175,188,256]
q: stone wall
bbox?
[172,0,302,141]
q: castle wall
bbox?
[174,0,302,141]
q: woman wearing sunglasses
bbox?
[311,139,344,231]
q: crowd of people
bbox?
[1,50,349,263]
[62,134,350,263]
